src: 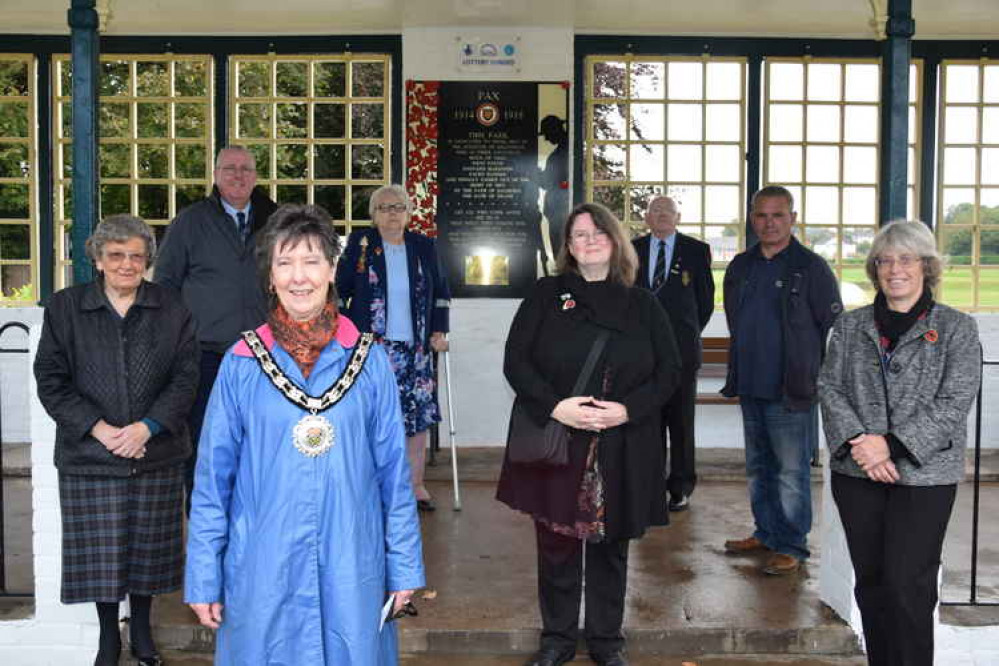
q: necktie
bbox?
[236,211,248,243]
[652,239,666,290]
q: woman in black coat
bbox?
[497,202,680,666]
[34,214,199,666]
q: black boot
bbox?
[94,601,121,666]
[128,594,163,665]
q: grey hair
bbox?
[214,145,256,170]
[85,214,156,263]
[368,184,412,218]
[865,219,943,291]
[751,185,795,212]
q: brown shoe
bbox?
[763,553,801,575]
[724,535,769,554]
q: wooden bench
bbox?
[697,336,739,405]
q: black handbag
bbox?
[506,330,610,467]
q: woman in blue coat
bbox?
[335,184,451,511]
[185,204,425,665]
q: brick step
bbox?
[155,649,866,665]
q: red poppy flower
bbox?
[924,329,939,343]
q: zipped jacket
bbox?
[722,237,842,410]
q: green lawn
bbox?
[710,265,999,310]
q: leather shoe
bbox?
[131,648,164,666]
[763,552,801,575]
[668,494,690,512]
[523,647,575,666]
[592,649,629,666]
[724,535,769,554]
[416,498,436,512]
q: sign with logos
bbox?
[457,36,520,73]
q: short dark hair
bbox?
[556,202,638,286]
[255,204,341,310]
[751,185,795,211]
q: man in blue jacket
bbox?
[721,185,842,575]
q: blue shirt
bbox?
[384,242,414,342]
[647,233,676,288]
[734,249,787,400]
[220,199,251,231]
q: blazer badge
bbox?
[356,236,369,272]
[681,270,691,286]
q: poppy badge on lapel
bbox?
[925,329,939,343]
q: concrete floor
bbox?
[2,447,998,661]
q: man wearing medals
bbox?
[185,204,424,665]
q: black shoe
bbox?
[416,498,436,512]
[668,494,690,512]
[131,647,163,666]
[591,649,629,666]
[524,646,575,666]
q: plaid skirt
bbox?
[58,465,184,604]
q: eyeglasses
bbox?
[874,255,920,270]
[103,251,149,266]
[570,229,610,244]
[219,165,255,176]
[391,601,418,620]
[376,203,408,214]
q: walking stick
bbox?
[441,349,462,511]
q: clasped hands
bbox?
[91,419,151,459]
[552,396,628,432]
[848,433,900,484]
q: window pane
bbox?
[276,144,308,179]
[592,144,626,181]
[136,62,168,97]
[315,144,346,179]
[315,62,346,98]
[176,61,209,96]
[844,146,877,184]
[670,185,702,224]
[238,61,270,98]
[0,144,28,178]
[99,143,131,178]
[806,105,841,142]
[351,144,384,180]
[0,61,29,96]
[943,147,977,185]
[276,103,308,138]
[769,104,803,142]
[592,103,626,140]
[982,148,999,185]
[276,62,308,97]
[705,144,741,183]
[632,144,665,181]
[807,63,842,102]
[769,62,803,101]
[315,185,346,218]
[0,184,28,218]
[666,144,699,182]
[593,185,625,218]
[137,144,168,179]
[176,103,208,139]
[704,185,740,223]
[138,185,168,219]
[238,104,272,138]
[666,103,701,141]
[804,186,839,225]
[705,62,741,101]
[593,61,626,98]
[99,61,130,96]
[985,66,999,104]
[137,103,168,138]
[946,65,980,104]
[705,103,740,141]
[844,64,879,102]
[940,188,977,223]
[630,62,665,100]
[667,62,702,100]
[351,104,384,138]
[807,146,840,183]
[352,62,385,97]
[315,103,346,138]
[632,103,666,141]
[945,107,979,144]
[983,107,999,144]
[768,145,802,183]
[0,225,30,260]
[843,105,878,144]
[842,186,876,226]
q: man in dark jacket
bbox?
[633,195,714,512]
[154,145,278,510]
[721,185,842,575]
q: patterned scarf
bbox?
[268,301,339,378]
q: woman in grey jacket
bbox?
[818,220,981,666]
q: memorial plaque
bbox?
[436,82,567,297]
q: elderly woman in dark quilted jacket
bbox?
[34,214,199,666]
[818,220,981,666]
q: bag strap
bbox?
[570,329,610,396]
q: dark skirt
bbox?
[58,464,184,604]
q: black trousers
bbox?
[535,522,629,657]
[831,473,957,666]
[185,350,225,515]
[663,371,697,499]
